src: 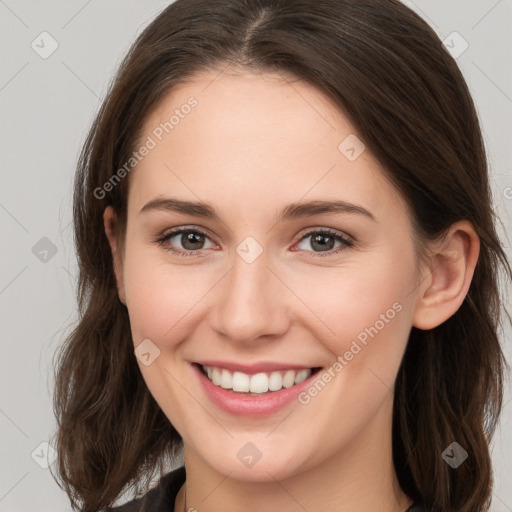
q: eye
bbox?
[155,226,354,258]
[155,227,216,257]
[294,228,353,257]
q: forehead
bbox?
[128,69,407,223]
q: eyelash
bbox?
[155,226,354,258]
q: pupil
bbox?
[182,232,204,250]
[312,234,333,252]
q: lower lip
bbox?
[191,363,321,418]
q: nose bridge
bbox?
[211,240,289,343]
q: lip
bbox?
[193,359,315,374]
[191,362,322,418]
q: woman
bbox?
[50,1,511,511]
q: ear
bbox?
[103,206,126,305]
[412,220,480,330]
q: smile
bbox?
[191,362,323,417]
[200,365,319,394]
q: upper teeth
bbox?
[202,365,312,394]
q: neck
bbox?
[175,394,412,512]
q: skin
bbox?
[104,68,480,512]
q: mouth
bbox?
[194,363,323,396]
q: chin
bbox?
[198,440,316,483]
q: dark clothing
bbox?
[107,465,424,511]
[106,466,186,512]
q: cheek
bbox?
[290,247,417,369]
[122,245,215,344]
[288,256,415,443]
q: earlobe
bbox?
[103,206,126,305]
[412,221,480,330]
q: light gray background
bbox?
[0,1,511,511]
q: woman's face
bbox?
[107,69,426,481]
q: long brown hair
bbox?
[50,1,512,510]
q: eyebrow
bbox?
[139,197,376,222]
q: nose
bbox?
[210,248,291,345]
